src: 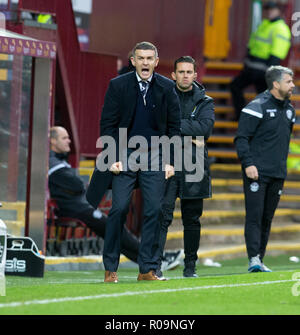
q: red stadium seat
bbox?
[46,199,102,257]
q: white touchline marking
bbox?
[0,279,295,309]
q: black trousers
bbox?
[158,176,203,267]
[230,65,267,120]
[103,169,165,273]
[67,208,139,262]
[242,173,284,260]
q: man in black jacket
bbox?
[87,42,181,283]
[157,56,215,278]
[234,65,296,272]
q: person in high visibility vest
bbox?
[230,1,291,120]
[37,14,53,24]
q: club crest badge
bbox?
[286,109,293,120]
[250,182,259,192]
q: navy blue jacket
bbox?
[86,71,181,208]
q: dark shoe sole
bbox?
[183,272,198,278]
[248,265,262,273]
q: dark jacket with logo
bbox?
[176,82,215,199]
[234,90,296,179]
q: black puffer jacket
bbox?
[176,82,215,199]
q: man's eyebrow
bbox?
[137,55,154,58]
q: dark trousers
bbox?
[158,176,203,267]
[242,173,284,260]
[103,169,165,273]
[68,208,139,262]
[230,66,267,120]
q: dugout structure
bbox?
[0,27,56,252]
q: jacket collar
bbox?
[135,72,153,83]
[50,150,69,161]
[175,81,206,104]
[267,90,291,108]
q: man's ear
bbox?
[194,72,198,81]
[273,81,280,90]
[130,56,135,67]
[50,137,56,149]
[171,72,176,81]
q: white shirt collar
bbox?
[135,72,153,83]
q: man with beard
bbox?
[234,66,296,273]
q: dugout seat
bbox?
[46,199,102,257]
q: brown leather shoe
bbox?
[104,270,118,283]
[137,270,166,281]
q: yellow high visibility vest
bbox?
[287,142,300,170]
[248,18,291,60]
[37,14,52,24]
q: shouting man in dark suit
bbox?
[89,42,181,283]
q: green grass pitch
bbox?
[1,254,300,315]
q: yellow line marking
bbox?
[167,224,300,240]
[196,193,300,202]
[173,208,300,219]
[45,243,300,265]
[204,61,243,70]
[45,255,129,265]
[197,243,300,258]
[212,179,300,188]
[79,160,95,168]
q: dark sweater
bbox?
[128,85,160,145]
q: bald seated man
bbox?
[48,126,139,261]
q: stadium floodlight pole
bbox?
[0,203,7,296]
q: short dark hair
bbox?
[263,1,280,10]
[265,65,294,90]
[50,127,58,140]
[132,41,158,58]
[174,56,196,72]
